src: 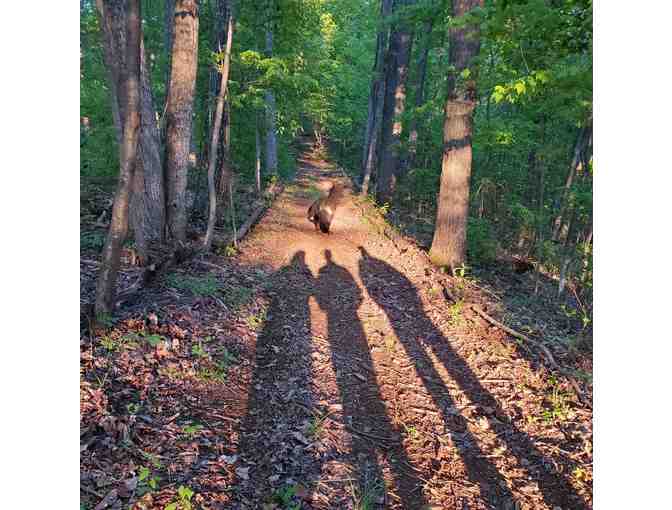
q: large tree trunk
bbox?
[401,18,433,174]
[551,119,592,241]
[360,0,393,195]
[130,41,166,262]
[204,5,234,251]
[96,0,142,315]
[264,10,278,176]
[96,0,164,264]
[428,0,484,272]
[376,0,415,204]
[165,0,199,244]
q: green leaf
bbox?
[139,466,150,482]
[460,68,471,80]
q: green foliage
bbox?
[137,465,161,496]
[273,484,301,510]
[80,231,106,252]
[181,423,203,439]
[165,485,195,510]
[541,375,573,424]
[166,273,220,297]
[467,217,498,265]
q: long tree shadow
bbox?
[314,249,426,508]
[237,251,325,506]
[358,247,588,509]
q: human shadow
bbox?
[358,247,588,509]
[237,251,325,505]
[314,249,426,508]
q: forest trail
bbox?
[228,143,590,509]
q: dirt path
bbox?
[228,147,591,509]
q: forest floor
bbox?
[80,141,593,510]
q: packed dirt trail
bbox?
[229,143,590,509]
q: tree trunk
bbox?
[376,0,415,204]
[130,40,165,262]
[428,0,484,272]
[534,118,547,295]
[264,15,278,176]
[96,0,164,263]
[255,111,262,194]
[95,0,142,316]
[163,0,176,107]
[551,120,592,241]
[165,0,199,244]
[361,0,393,195]
[204,4,234,251]
[558,206,578,295]
[401,18,433,174]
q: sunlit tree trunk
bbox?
[96,0,164,264]
[205,5,233,250]
[429,0,484,272]
[255,110,262,194]
[361,0,393,195]
[165,0,199,244]
[376,0,415,204]
[401,18,433,175]
[95,0,142,315]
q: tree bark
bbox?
[96,0,164,264]
[95,0,142,315]
[376,0,415,204]
[401,18,433,174]
[551,119,592,241]
[163,0,176,107]
[165,0,199,244]
[428,0,484,272]
[255,110,262,194]
[558,206,578,295]
[204,5,234,250]
[360,0,393,195]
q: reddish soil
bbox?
[80,145,592,510]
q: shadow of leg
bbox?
[358,247,588,509]
[314,249,426,509]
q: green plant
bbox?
[137,465,161,496]
[191,338,208,358]
[223,284,253,309]
[541,376,572,424]
[165,485,195,510]
[349,478,382,510]
[166,273,220,297]
[126,402,141,415]
[273,484,301,510]
[467,217,498,265]
[138,450,163,470]
[181,423,203,439]
[80,230,106,251]
[246,307,267,330]
[99,335,119,351]
[403,423,420,442]
[447,299,466,327]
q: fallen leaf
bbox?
[94,488,118,510]
[219,454,238,465]
[117,477,138,498]
[236,466,250,480]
